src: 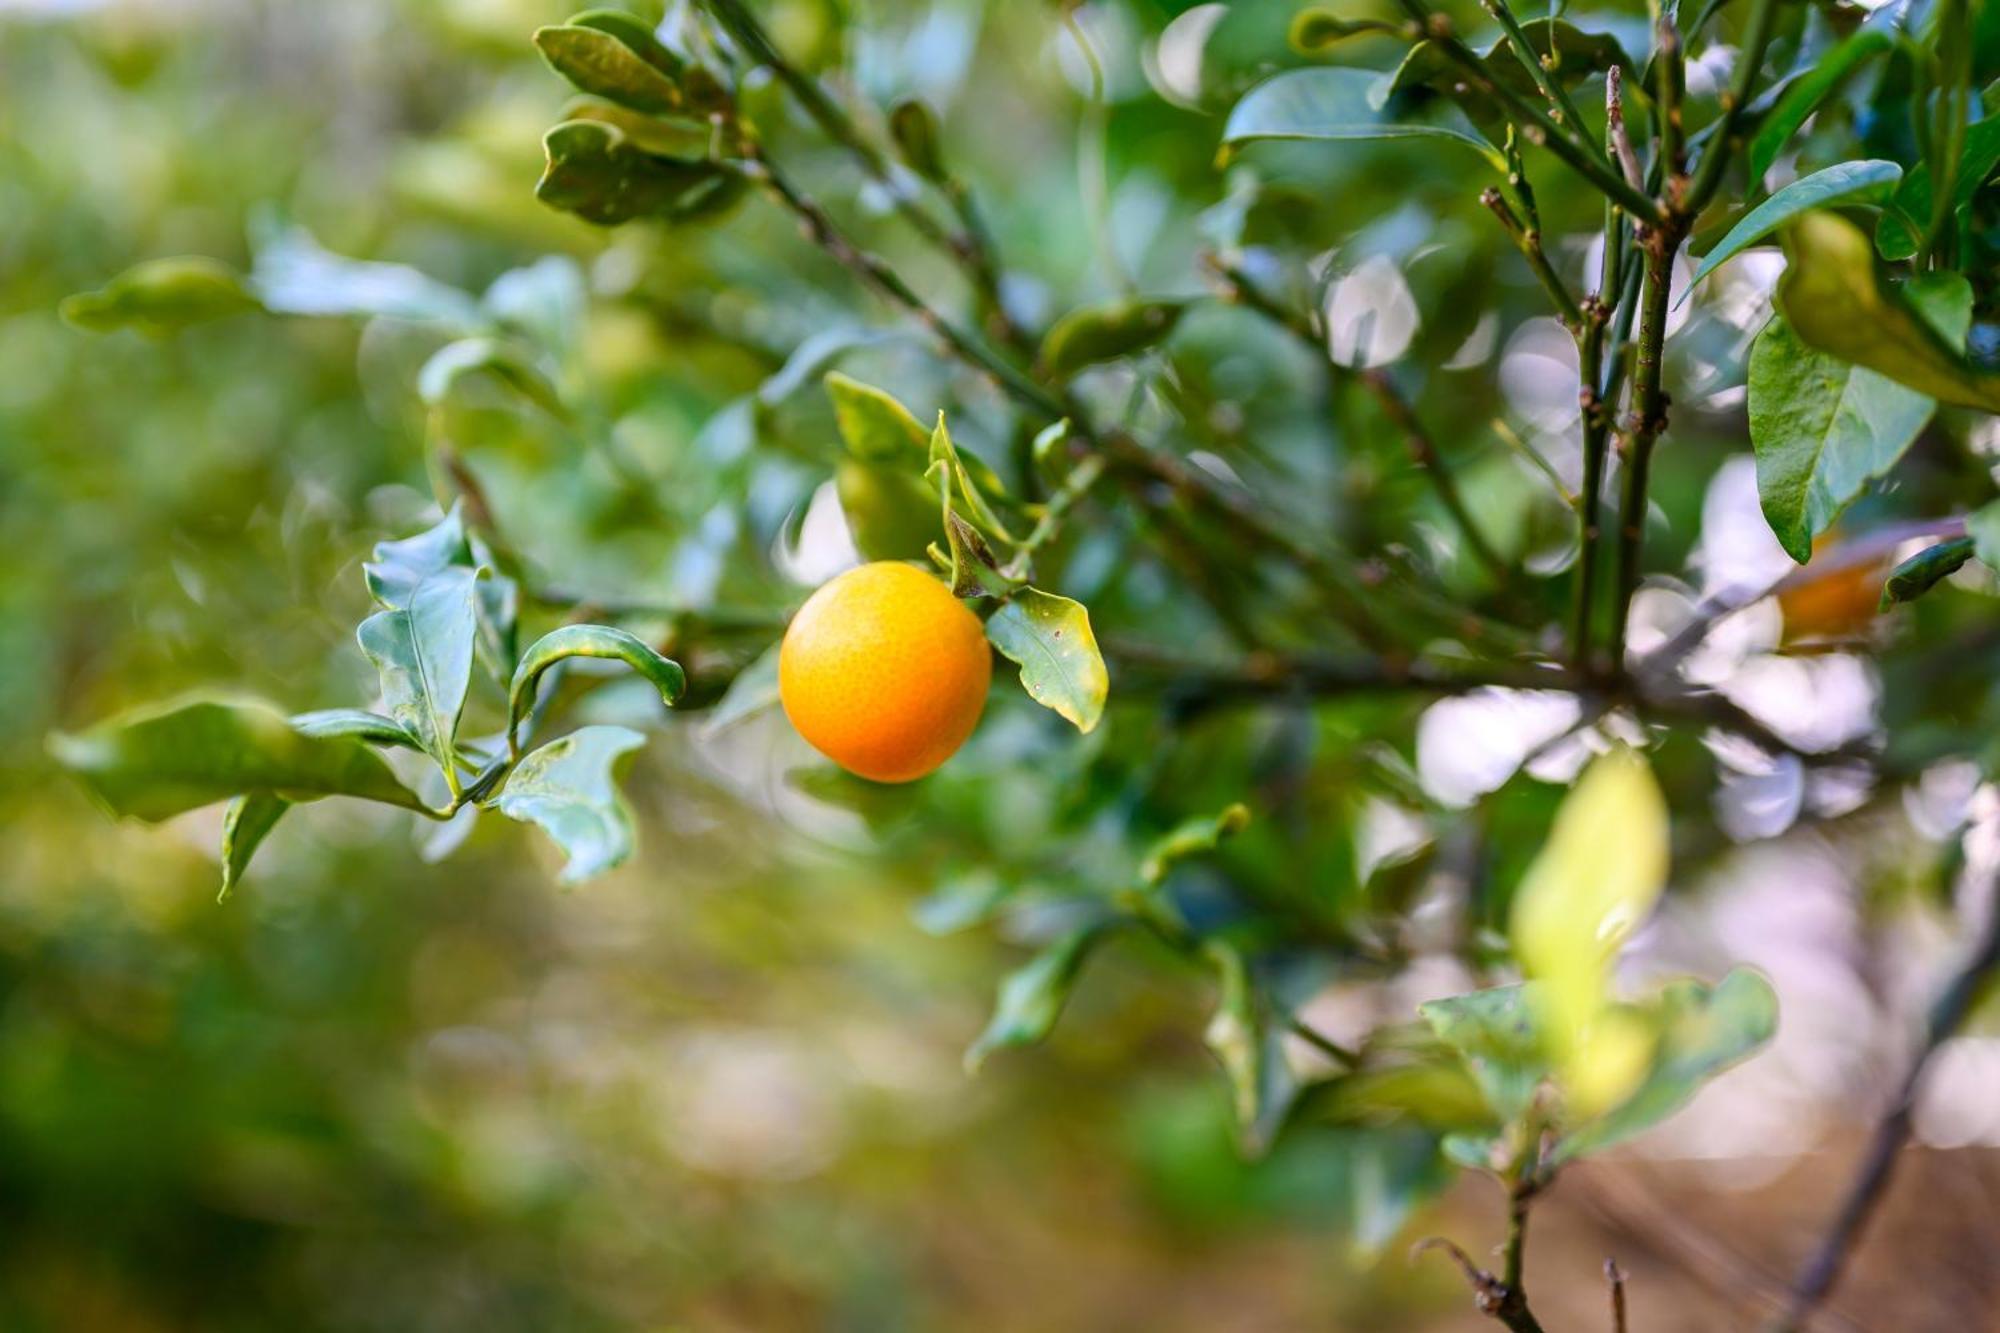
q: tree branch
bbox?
[1766,867,2000,1332]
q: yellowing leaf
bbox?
[1510,747,1669,1097]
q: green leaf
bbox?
[1510,747,1667,1108]
[887,97,947,182]
[491,724,647,884]
[1417,983,1547,1125]
[288,708,421,750]
[1746,26,1893,180]
[535,119,740,227]
[1140,803,1251,885]
[986,587,1108,733]
[357,566,483,796]
[1748,272,1971,562]
[824,371,929,461]
[1552,968,1778,1162]
[1966,499,2000,569]
[219,792,289,899]
[507,624,686,752]
[60,257,261,336]
[533,14,687,116]
[364,507,472,608]
[1777,211,2000,412]
[418,337,570,421]
[50,697,427,821]
[249,220,480,325]
[965,924,1110,1072]
[926,412,1013,543]
[1202,942,1298,1157]
[836,458,942,562]
[1221,66,1504,168]
[1880,535,1975,609]
[1688,160,1903,293]
[1876,113,2000,261]
[700,642,782,737]
[1038,300,1186,381]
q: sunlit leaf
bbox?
[357,566,483,794]
[491,724,647,884]
[1688,160,1903,293]
[250,219,481,325]
[987,587,1108,733]
[50,697,427,821]
[1552,968,1778,1161]
[965,924,1110,1071]
[219,791,289,899]
[507,624,685,751]
[825,371,929,461]
[1776,211,2000,412]
[534,14,687,116]
[1510,747,1668,1097]
[1748,273,1970,562]
[536,119,740,227]
[60,257,261,336]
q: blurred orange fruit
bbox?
[779,561,991,782]
[1778,536,1886,640]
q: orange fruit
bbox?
[1778,536,1887,641]
[779,561,991,782]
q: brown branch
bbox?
[1766,867,2000,1332]
[1605,1259,1628,1333]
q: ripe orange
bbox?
[779,561,991,782]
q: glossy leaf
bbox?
[288,708,420,750]
[1748,273,1970,562]
[1880,536,1975,609]
[1221,66,1503,167]
[491,724,647,884]
[965,924,1109,1072]
[926,413,1013,542]
[49,697,427,821]
[60,257,260,335]
[836,458,941,562]
[1876,114,2000,261]
[1552,968,1778,1162]
[250,220,480,325]
[1777,212,2000,412]
[219,792,289,899]
[1747,26,1893,180]
[825,372,929,461]
[1038,300,1185,381]
[536,119,739,226]
[533,15,686,116]
[987,587,1108,733]
[507,624,686,751]
[1140,803,1251,886]
[1688,160,1902,293]
[357,567,483,793]
[1202,942,1298,1157]
[1418,983,1547,1125]
[364,507,473,609]
[418,337,569,420]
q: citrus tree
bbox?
[48,0,2000,1324]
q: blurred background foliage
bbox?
[7,0,2000,1329]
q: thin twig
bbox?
[1767,867,2000,1332]
[1606,1259,1628,1333]
[1606,220,1686,675]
